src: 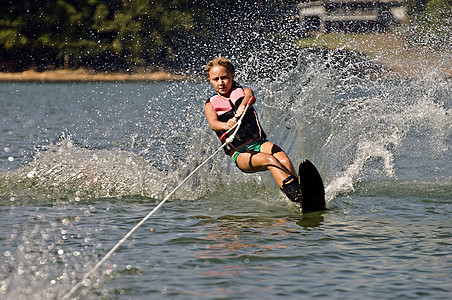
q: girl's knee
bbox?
[278,155,290,166]
[250,152,279,169]
[262,153,282,167]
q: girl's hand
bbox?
[234,105,245,118]
[225,118,237,130]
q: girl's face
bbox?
[208,66,234,97]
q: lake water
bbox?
[1,54,451,299]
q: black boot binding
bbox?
[281,175,302,204]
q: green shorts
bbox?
[232,139,267,166]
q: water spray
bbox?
[62,96,256,299]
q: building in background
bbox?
[298,0,407,34]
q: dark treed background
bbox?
[0,0,449,74]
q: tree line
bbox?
[0,0,299,72]
[0,0,196,71]
[0,0,449,73]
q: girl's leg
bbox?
[235,141,297,188]
[259,141,301,203]
[260,142,297,178]
[235,151,288,187]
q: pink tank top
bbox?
[208,87,245,116]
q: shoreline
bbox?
[2,59,450,83]
[299,33,451,79]
[1,33,450,82]
[0,69,187,82]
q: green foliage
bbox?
[0,0,195,71]
[404,0,452,50]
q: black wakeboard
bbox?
[298,159,326,212]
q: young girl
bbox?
[204,57,302,204]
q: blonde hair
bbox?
[205,57,235,77]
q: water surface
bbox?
[1,57,451,299]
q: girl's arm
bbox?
[205,102,237,132]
